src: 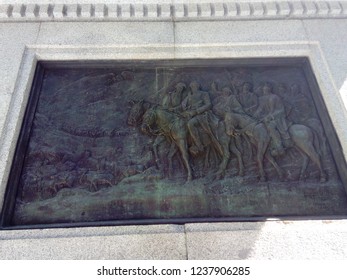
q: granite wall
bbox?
[1,0,347,259]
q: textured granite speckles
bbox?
[1,1,347,22]
[185,221,347,259]
[1,221,347,259]
[0,1,347,260]
[0,225,187,259]
[35,21,174,45]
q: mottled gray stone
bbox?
[252,2,265,16]
[303,19,347,136]
[186,221,347,259]
[330,1,343,14]
[36,21,175,45]
[174,3,185,18]
[264,2,278,15]
[0,225,186,259]
[213,2,225,17]
[94,3,106,18]
[2,221,347,259]
[25,4,39,18]
[0,23,40,137]
[65,4,78,18]
[239,2,251,16]
[303,1,318,15]
[160,3,171,17]
[37,4,51,19]
[1,1,347,22]
[107,4,118,18]
[342,1,347,15]
[12,4,24,18]
[174,20,307,45]
[134,3,144,18]
[291,1,304,15]
[304,19,347,87]
[146,4,158,18]
[0,5,9,18]
[278,1,291,15]
[1,0,347,261]
[52,4,64,18]
[187,3,198,17]
[120,4,131,18]
[316,1,329,15]
[80,4,92,18]
[200,3,211,17]
[225,2,237,16]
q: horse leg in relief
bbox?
[176,139,193,181]
[168,142,178,178]
[204,146,211,169]
[253,124,284,181]
[215,150,229,178]
[230,138,244,176]
[302,143,326,182]
[242,135,253,160]
[253,126,270,182]
[290,126,326,182]
[153,135,165,170]
[306,118,328,156]
[264,152,285,181]
[199,117,223,157]
[298,150,309,181]
[211,123,232,179]
[257,151,266,182]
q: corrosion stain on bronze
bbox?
[4,59,347,226]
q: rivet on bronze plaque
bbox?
[1,58,347,228]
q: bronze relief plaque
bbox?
[2,58,347,227]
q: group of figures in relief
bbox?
[128,78,328,183]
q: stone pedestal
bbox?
[1,0,347,259]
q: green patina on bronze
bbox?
[3,59,347,227]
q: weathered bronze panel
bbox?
[2,59,347,227]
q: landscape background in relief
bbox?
[11,61,347,225]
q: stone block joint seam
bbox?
[0,1,346,21]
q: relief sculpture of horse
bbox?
[224,111,327,183]
[127,100,193,181]
[127,100,244,182]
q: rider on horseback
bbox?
[237,82,259,116]
[253,82,292,157]
[181,81,223,156]
[211,82,245,118]
[162,82,186,113]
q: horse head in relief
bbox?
[127,98,194,181]
[127,99,147,127]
